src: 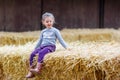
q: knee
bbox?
[30,53,36,57]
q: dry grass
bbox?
[0,29,120,80]
[0,42,35,80]
[42,41,120,80]
[1,29,120,46]
[0,31,40,46]
[112,29,120,42]
[61,28,114,42]
[0,41,120,80]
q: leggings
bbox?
[29,45,56,66]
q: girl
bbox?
[26,12,69,78]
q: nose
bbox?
[48,21,51,24]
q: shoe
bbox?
[30,62,42,74]
[26,71,35,78]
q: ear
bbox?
[42,20,44,24]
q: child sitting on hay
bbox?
[26,12,69,78]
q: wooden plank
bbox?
[99,0,105,28]
[5,0,16,31]
[0,0,5,31]
[43,0,99,29]
[5,0,41,31]
[104,0,120,29]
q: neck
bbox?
[47,27,53,29]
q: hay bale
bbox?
[0,31,40,46]
[0,42,35,80]
[112,29,120,42]
[0,29,120,80]
[42,41,120,80]
[0,41,120,80]
[61,29,114,42]
[0,57,4,80]
[1,29,120,46]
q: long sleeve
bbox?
[55,29,68,49]
[35,31,43,49]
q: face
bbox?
[42,17,54,28]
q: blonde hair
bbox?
[42,12,55,23]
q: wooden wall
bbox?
[104,0,120,28]
[0,0,41,31]
[0,0,120,31]
[43,0,99,29]
[0,0,5,31]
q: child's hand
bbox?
[66,47,71,51]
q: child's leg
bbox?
[30,45,56,74]
[29,48,42,66]
[26,48,41,78]
[37,45,56,63]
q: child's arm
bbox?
[55,29,68,49]
[35,31,43,49]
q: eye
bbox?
[46,21,49,23]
